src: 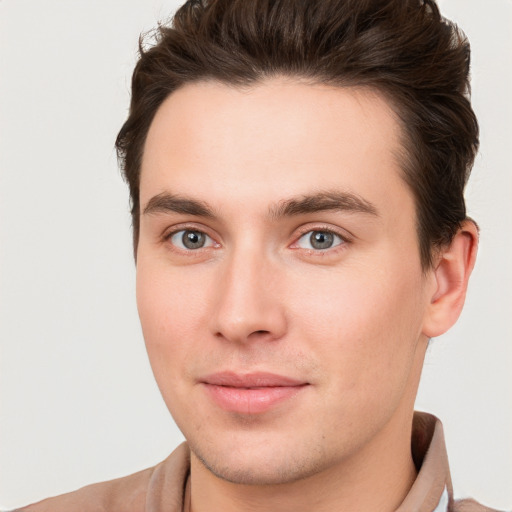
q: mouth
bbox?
[200,371,310,414]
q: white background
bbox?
[0,0,511,509]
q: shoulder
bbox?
[13,443,190,512]
[453,497,508,512]
[15,465,156,512]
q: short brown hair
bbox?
[116,0,479,268]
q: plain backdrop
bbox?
[0,0,511,509]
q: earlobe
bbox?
[422,220,479,338]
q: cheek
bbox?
[137,251,211,331]
[135,259,208,384]
[135,262,210,430]
[289,261,426,393]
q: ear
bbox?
[422,219,479,338]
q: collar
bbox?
[396,412,453,512]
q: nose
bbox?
[210,247,288,345]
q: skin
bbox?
[136,78,477,512]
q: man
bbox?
[13,0,503,510]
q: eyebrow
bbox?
[142,189,378,219]
[143,193,215,218]
[269,190,379,219]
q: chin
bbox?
[188,432,331,485]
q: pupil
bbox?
[183,231,205,249]
[311,231,333,249]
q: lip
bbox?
[200,371,309,414]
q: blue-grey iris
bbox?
[310,231,334,250]
[182,231,206,249]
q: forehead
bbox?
[140,78,411,218]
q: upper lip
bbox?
[201,371,308,388]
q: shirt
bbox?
[13,412,498,512]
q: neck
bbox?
[188,411,417,512]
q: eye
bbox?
[169,229,215,250]
[296,230,344,250]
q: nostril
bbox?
[214,329,272,342]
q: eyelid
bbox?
[289,224,352,252]
[292,224,351,241]
[163,223,221,251]
[170,230,215,250]
[296,231,343,249]
[161,222,351,253]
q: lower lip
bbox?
[202,384,307,414]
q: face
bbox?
[137,79,434,485]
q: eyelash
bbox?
[163,224,350,256]
[163,225,219,254]
[291,225,350,255]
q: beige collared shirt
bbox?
[15,412,497,512]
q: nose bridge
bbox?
[211,239,286,343]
